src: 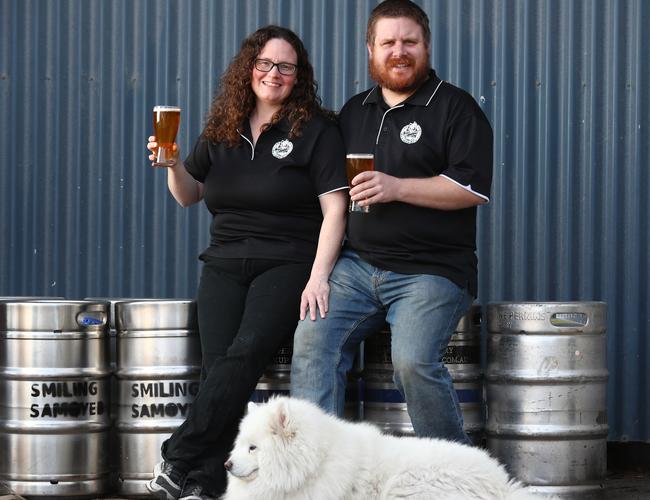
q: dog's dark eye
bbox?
[249,445,257,452]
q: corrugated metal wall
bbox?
[1,0,648,441]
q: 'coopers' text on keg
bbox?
[497,310,546,322]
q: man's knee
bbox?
[393,354,445,383]
[293,318,328,354]
[392,353,418,379]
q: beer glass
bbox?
[346,153,374,213]
[152,105,181,166]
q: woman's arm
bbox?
[300,189,348,320]
[165,159,204,207]
[148,136,204,207]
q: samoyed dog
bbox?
[223,397,541,500]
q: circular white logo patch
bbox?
[272,139,293,159]
[400,121,422,144]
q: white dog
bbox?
[223,396,541,500]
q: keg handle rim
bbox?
[75,311,108,328]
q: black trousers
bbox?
[161,256,311,495]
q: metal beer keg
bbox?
[486,302,608,499]
[114,300,201,497]
[0,300,111,497]
[251,343,362,421]
[85,297,158,494]
[250,343,292,403]
[362,304,483,439]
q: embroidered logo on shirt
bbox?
[272,139,294,159]
[400,122,422,144]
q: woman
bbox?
[145,26,348,500]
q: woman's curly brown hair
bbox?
[204,25,329,147]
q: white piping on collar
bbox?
[375,104,404,145]
[362,86,378,105]
[364,79,443,108]
[368,80,443,145]
[426,80,444,106]
[238,131,255,160]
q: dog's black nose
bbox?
[224,460,232,471]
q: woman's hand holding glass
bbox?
[147,135,180,167]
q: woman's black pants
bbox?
[161,256,311,495]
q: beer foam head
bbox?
[153,105,181,112]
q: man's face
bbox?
[368,17,430,96]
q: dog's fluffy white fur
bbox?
[224,396,541,500]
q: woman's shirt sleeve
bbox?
[183,133,211,183]
[308,123,348,197]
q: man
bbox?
[291,0,493,444]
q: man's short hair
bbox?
[366,0,431,47]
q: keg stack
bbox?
[362,304,484,441]
[114,300,201,497]
[486,302,608,499]
[0,300,111,498]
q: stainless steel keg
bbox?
[251,343,292,402]
[85,297,159,495]
[362,304,484,439]
[0,300,111,497]
[251,343,362,421]
[486,302,608,499]
[114,300,201,497]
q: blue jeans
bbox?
[291,248,473,443]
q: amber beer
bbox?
[345,153,374,213]
[153,105,181,166]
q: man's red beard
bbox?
[369,55,430,94]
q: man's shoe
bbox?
[179,479,216,500]
[146,461,186,500]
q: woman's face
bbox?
[251,38,298,108]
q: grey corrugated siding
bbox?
[1,0,648,441]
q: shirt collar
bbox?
[362,70,443,108]
[238,115,292,140]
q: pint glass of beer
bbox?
[345,153,374,213]
[152,105,181,167]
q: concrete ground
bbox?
[2,471,650,499]
[603,469,650,499]
[5,458,650,500]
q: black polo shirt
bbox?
[184,113,348,263]
[338,70,493,296]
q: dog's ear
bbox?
[247,401,259,414]
[270,398,295,440]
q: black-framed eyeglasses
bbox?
[254,58,298,76]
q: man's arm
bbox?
[349,171,487,210]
